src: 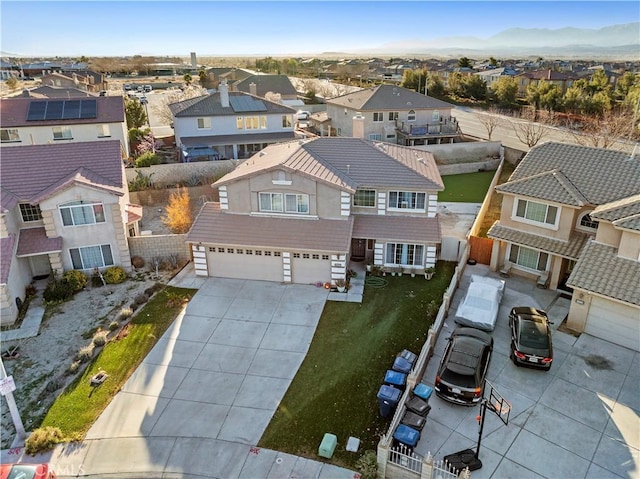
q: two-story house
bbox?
[0,96,129,157]
[325,85,460,146]
[487,142,640,351]
[565,195,640,352]
[186,137,444,284]
[0,140,139,325]
[169,81,297,161]
[230,74,300,106]
[514,69,577,96]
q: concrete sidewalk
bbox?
[5,277,357,478]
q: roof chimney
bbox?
[249,82,257,96]
[219,81,230,108]
[352,113,365,139]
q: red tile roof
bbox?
[16,227,62,257]
[352,214,441,243]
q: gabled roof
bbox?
[326,84,454,111]
[516,69,576,81]
[0,141,124,212]
[169,91,295,118]
[498,142,640,206]
[16,227,62,257]
[592,194,640,222]
[20,85,98,99]
[214,137,444,193]
[233,75,297,97]
[567,240,640,306]
[0,96,124,127]
[613,214,640,232]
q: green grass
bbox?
[259,262,456,469]
[39,286,196,439]
[438,170,496,203]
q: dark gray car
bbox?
[509,307,553,370]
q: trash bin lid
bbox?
[392,356,412,374]
[406,396,431,416]
[377,385,401,401]
[401,410,427,430]
[413,383,433,400]
[393,424,420,447]
[384,370,407,386]
[398,349,417,365]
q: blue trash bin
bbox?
[398,349,417,366]
[393,424,421,448]
[413,383,433,401]
[384,370,407,390]
[392,356,412,374]
[377,385,401,418]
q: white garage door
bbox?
[292,254,331,285]
[585,296,640,352]
[207,247,283,282]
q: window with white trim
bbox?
[508,245,548,271]
[60,201,106,226]
[388,112,398,121]
[515,199,558,226]
[1,128,20,142]
[197,117,211,129]
[388,191,426,210]
[386,243,424,266]
[259,192,309,214]
[354,189,376,207]
[431,110,440,121]
[236,117,244,129]
[96,124,110,137]
[407,110,416,121]
[70,244,114,269]
[245,116,261,130]
[282,115,292,128]
[369,134,382,141]
[373,112,384,122]
[578,212,599,231]
[53,126,72,140]
[19,204,42,222]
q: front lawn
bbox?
[39,286,196,439]
[438,170,496,203]
[259,262,456,469]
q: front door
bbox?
[29,254,51,279]
[351,238,366,260]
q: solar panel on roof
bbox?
[26,99,97,121]
[63,100,81,119]
[229,96,267,112]
[45,101,64,120]
[79,99,97,119]
[27,101,47,121]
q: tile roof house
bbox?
[515,68,578,96]
[231,74,299,105]
[0,141,138,325]
[169,81,297,161]
[488,142,640,351]
[325,85,461,146]
[187,137,444,285]
[0,96,129,157]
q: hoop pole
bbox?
[476,398,487,458]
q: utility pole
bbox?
[0,357,27,445]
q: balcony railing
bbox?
[395,117,459,137]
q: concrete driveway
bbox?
[415,265,639,479]
[44,277,356,478]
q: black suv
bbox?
[509,307,553,370]
[435,327,493,405]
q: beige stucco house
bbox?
[488,142,640,351]
[187,137,444,285]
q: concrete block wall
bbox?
[128,234,190,265]
[125,161,236,188]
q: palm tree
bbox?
[183,73,192,86]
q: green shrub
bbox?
[68,361,81,374]
[128,170,155,192]
[128,127,150,144]
[355,450,379,479]
[135,152,161,168]
[76,344,94,363]
[117,306,133,321]
[25,426,64,455]
[103,266,127,284]
[92,330,109,347]
[62,270,88,292]
[43,279,74,303]
[109,321,119,331]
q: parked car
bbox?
[434,327,493,405]
[138,95,148,104]
[143,85,152,92]
[123,84,132,91]
[509,307,553,370]
[297,110,311,120]
[0,463,57,479]
[454,275,505,331]
[136,85,144,92]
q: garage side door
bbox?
[207,247,283,282]
[585,296,640,352]
[292,253,331,285]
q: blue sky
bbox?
[2,1,639,56]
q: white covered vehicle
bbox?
[454,275,506,331]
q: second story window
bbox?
[245,116,260,130]
[389,191,426,210]
[60,201,106,226]
[579,212,599,231]
[431,110,440,121]
[259,192,309,214]
[282,115,292,128]
[19,204,42,222]
[354,189,376,207]
[388,112,398,121]
[197,118,211,129]
[373,112,384,122]
[236,117,244,130]
[407,110,416,121]
[515,199,558,227]
[97,124,110,137]
[53,126,72,140]
[1,128,20,143]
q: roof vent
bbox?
[346,164,350,174]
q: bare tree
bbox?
[565,108,638,150]
[151,86,208,125]
[476,107,502,140]
[510,109,548,148]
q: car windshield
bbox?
[441,368,477,388]
[520,321,549,348]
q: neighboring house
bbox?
[0,96,129,157]
[0,59,19,80]
[565,195,640,352]
[41,71,106,93]
[488,142,640,351]
[0,141,139,325]
[186,137,443,285]
[473,67,518,89]
[18,85,98,99]
[231,74,300,106]
[325,85,460,145]
[169,81,297,161]
[515,69,577,96]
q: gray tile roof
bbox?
[0,96,124,127]
[503,142,640,206]
[567,240,640,306]
[327,84,455,111]
[21,86,98,99]
[352,215,441,243]
[614,214,640,232]
[0,234,16,284]
[215,138,443,193]
[233,75,297,97]
[169,91,295,117]
[0,141,124,211]
[181,131,296,147]
[187,202,353,252]
[592,194,640,222]
[495,169,587,206]
[16,227,62,257]
[487,222,589,260]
